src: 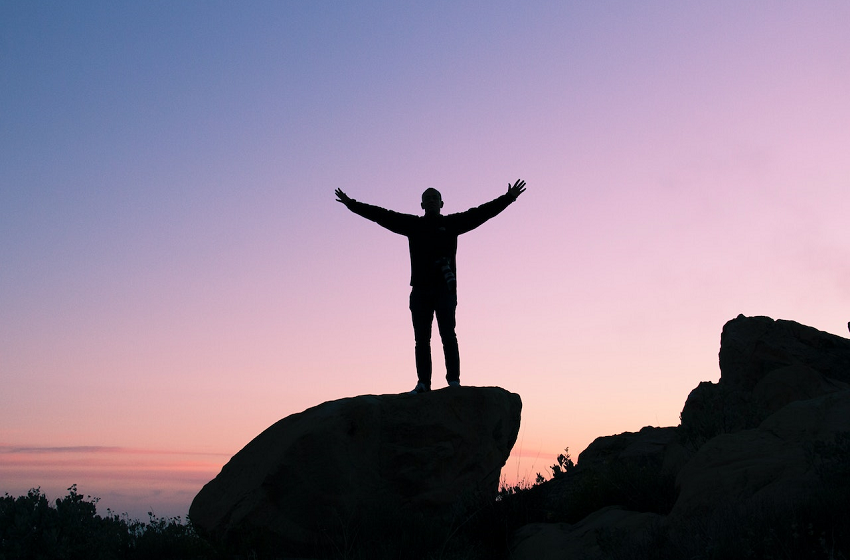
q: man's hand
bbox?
[335,188,353,206]
[507,179,526,199]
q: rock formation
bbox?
[512,315,850,560]
[672,389,850,519]
[680,314,850,442]
[190,386,521,552]
[718,315,850,390]
[188,315,850,558]
[512,507,662,560]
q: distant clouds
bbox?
[0,444,229,518]
[0,445,230,457]
[1,445,123,454]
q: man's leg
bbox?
[435,289,459,384]
[409,288,434,388]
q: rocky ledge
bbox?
[190,386,521,552]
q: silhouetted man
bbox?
[335,179,526,393]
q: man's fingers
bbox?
[508,179,526,197]
[335,188,351,204]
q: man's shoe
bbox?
[410,382,430,394]
[448,380,460,387]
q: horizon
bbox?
[2,2,849,520]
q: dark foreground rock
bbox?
[512,507,662,560]
[190,386,521,553]
[672,389,850,519]
[680,315,850,442]
[511,315,850,560]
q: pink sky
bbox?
[2,2,849,519]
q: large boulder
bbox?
[672,389,850,519]
[680,315,850,443]
[189,386,521,551]
[576,426,686,477]
[510,316,850,559]
[718,315,850,390]
[511,506,662,560]
[539,427,684,524]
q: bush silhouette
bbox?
[0,485,213,560]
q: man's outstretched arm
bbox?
[334,188,415,235]
[450,178,527,235]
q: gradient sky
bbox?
[2,1,849,519]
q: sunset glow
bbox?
[2,2,849,519]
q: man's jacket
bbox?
[344,193,516,288]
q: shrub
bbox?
[0,486,214,560]
[548,448,575,480]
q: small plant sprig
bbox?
[549,447,575,479]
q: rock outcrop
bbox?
[188,316,850,558]
[511,506,662,560]
[680,315,850,442]
[190,386,521,551]
[718,315,850,390]
[512,315,850,559]
[672,389,850,519]
[538,426,685,524]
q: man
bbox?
[335,179,526,393]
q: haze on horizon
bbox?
[2,1,849,519]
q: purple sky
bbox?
[2,1,849,519]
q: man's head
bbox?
[421,188,443,216]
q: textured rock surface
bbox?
[576,425,684,475]
[511,507,661,560]
[675,317,850,519]
[514,315,850,559]
[672,389,850,518]
[680,315,850,440]
[540,426,685,525]
[719,315,850,390]
[190,386,521,548]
